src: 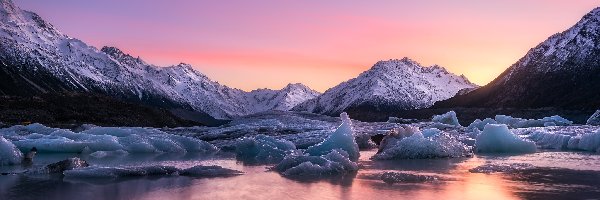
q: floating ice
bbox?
[274,149,358,177]
[492,115,572,128]
[0,124,218,154]
[373,128,472,160]
[475,124,536,153]
[27,157,90,174]
[235,134,297,164]
[180,165,244,177]
[355,133,376,150]
[467,118,497,131]
[421,128,442,138]
[305,113,360,161]
[64,165,179,178]
[89,150,129,158]
[469,163,535,173]
[431,111,461,126]
[64,165,242,179]
[377,126,419,153]
[529,131,571,149]
[0,136,23,165]
[362,172,440,184]
[587,110,600,126]
[578,131,600,152]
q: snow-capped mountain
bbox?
[0,0,318,119]
[436,7,600,109]
[293,58,477,116]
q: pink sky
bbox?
[16,1,599,92]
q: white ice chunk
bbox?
[587,110,600,126]
[306,113,360,161]
[421,128,442,138]
[3,124,217,154]
[529,131,571,149]
[0,136,23,165]
[475,124,536,153]
[373,129,471,160]
[467,118,497,131]
[274,149,358,177]
[431,111,461,126]
[469,163,534,173]
[180,165,243,177]
[64,165,179,178]
[236,134,297,164]
[578,131,600,152]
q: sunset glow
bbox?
[16,0,599,92]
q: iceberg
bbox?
[529,131,571,149]
[587,110,600,126]
[475,124,536,153]
[362,172,440,184]
[0,136,23,165]
[235,134,297,164]
[64,165,242,179]
[577,131,600,152]
[0,124,218,154]
[274,149,358,177]
[305,113,360,161]
[64,165,179,178]
[469,163,534,173]
[431,111,461,126]
[373,128,471,160]
[467,118,497,131]
[180,165,244,177]
[493,115,572,128]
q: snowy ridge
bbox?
[436,7,600,109]
[293,58,477,115]
[498,7,600,85]
[0,0,319,119]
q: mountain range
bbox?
[292,58,476,116]
[435,7,600,110]
[0,0,319,120]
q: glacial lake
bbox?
[1,149,599,200]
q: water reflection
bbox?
[0,150,599,200]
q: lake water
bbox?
[1,149,599,200]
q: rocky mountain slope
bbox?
[0,0,319,119]
[293,58,477,116]
[435,7,600,110]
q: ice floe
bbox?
[373,127,471,160]
[305,113,360,161]
[274,149,358,177]
[469,163,535,173]
[235,134,298,164]
[587,110,600,125]
[0,124,218,154]
[475,124,536,153]
[63,165,242,179]
[0,136,23,165]
[431,111,461,126]
[361,171,440,184]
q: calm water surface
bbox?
[1,150,599,200]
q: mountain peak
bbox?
[101,46,145,65]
